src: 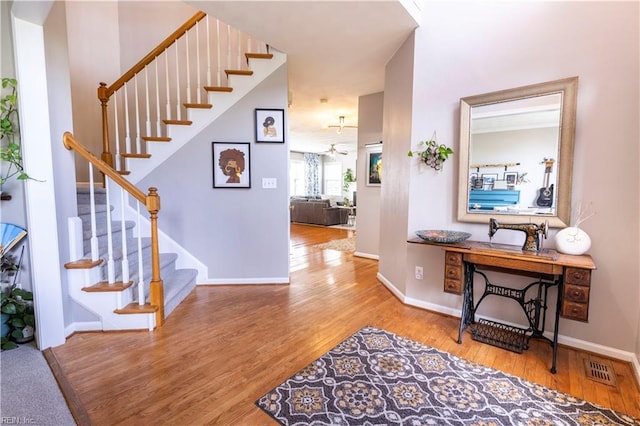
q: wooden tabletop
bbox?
[407,237,596,270]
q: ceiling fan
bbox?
[327,116,358,135]
[322,144,348,156]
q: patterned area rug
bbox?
[256,326,640,425]
[313,237,355,253]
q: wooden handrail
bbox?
[100,11,206,99]
[97,11,206,166]
[63,131,165,326]
[63,132,146,204]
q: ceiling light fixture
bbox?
[327,116,357,135]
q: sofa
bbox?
[290,198,348,226]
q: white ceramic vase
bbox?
[554,227,591,255]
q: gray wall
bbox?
[139,65,290,282]
[355,92,383,258]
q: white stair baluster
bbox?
[216,19,221,86]
[134,75,141,153]
[206,16,211,87]
[175,43,181,120]
[226,23,231,80]
[185,31,191,104]
[120,188,130,284]
[165,49,172,121]
[136,202,145,306]
[88,164,99,262]
[105,178,115,284]
[154,60,161,136]
[144,67,151,136]
[195,21,202,104]
[113,91,122,171]
[123,82,132,155]
[237,30,241,69]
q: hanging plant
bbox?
[407,131,454,171]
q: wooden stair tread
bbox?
[225,70,253,76]
[204,86,233,93]
[82,281,134,292]
[163,119,192,125]
[141,136,171,142]
[64,258,104,270]
[115,303,159,314]
[245,53,273,60]
[183,103,213,109]
[121,153,151,159]
[117,170,131,176]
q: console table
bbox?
[408,238,596,373]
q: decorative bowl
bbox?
[415,230,472,244]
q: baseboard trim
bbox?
[376,271,640,387]
[198,277,290,285]
[354,251,379,260]
[65,321,103,336]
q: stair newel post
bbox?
[146,187,165,326]
[97,82,114,169]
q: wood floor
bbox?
[49,224,639,425]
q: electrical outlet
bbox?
[415,266,423,280]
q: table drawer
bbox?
[564,284,589,304]
[561,301,588,322]
[445,252,462,266]
[565,268,591,286]
[445,264,462,281]
[444,251,463,295]
[444,278,462,294]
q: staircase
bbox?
[63,11,286,330]
[65,187,197,331]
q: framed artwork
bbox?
[212,142,251,188]
[504,172,518,185]
[481,173,498,184]
[255,108,285,143]
[366,150,382,186]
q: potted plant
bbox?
[342,168,356,193]
[1,251,34,350]
[407,132,454,171]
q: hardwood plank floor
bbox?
[50,224,640,424]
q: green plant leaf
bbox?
[1,337,18,350]
[10,317,25,328]
[1,303,17,315]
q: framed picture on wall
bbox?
[255,108,285,143]
[481,173,498,183]
[212,142,251,188]
[366,150,382,186]
[504,172,518,185]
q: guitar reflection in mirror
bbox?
[536,159,555,207]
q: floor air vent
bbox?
[583,357,617,387]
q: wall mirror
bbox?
[457,77,578,228]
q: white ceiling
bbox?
[189,1,420,154]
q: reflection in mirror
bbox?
[457,77,578,227]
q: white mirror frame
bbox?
[457,77,579,228]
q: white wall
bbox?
[382,2,639,359]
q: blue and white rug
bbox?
[256,326,639,425]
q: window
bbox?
[290,160,305,196]
[324,162,342,196]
